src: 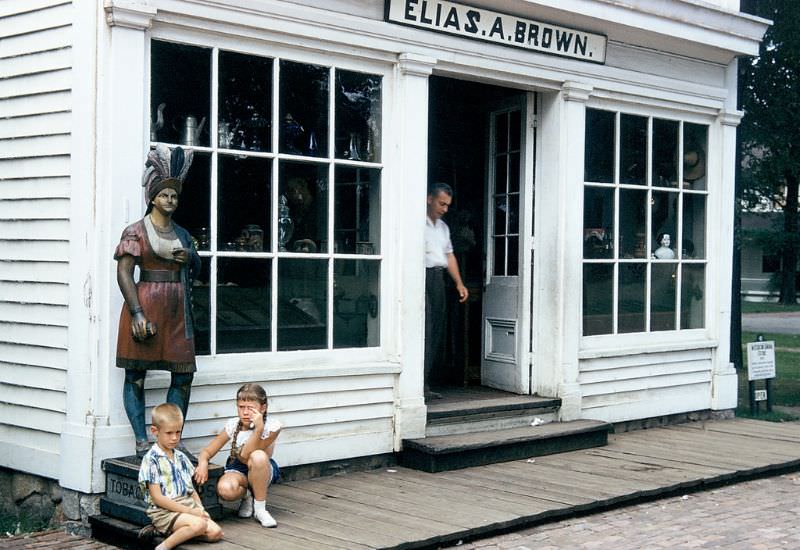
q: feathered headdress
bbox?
[141,144,194,204]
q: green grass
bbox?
[737,330,800,420]
[0,510,51,538]
[741,301,800,314]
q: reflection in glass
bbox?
[508,194,519,235]
[583,187,614,259]
[651,190,678,252]
[619,189,647,258]
[279,162,328,253]
[334,167,381,254]
[508,152,520,193]
[618,263,645,333]
[494,196,507,236]
[172,152,211,251]
[334,260,380,348]
[495,112,509,154]
[682,194,706,259]
[681,264,705,329]
[495,154,508,195]
[620,114,647,185]
[335,70,382,162]
[280,60,329,157]
[585,109,615,183]
[278,258,327,350]
[683,123,708,191]
[151,41,211,147]
[218,155,271,252]
[216,258,271,353]
[651,264,677,331]
[192,257,211,355]
[507,236,519,276]
[583,263,613,336]
[652,118,679,187]
[218,51,272,152]
[494,237,506,276]
[510,109,521,151]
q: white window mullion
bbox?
[613,112,620,333]
[270,58,281,352]
[209,47,220,355]
[327,66,336,349]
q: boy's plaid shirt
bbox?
[138,443,195,505]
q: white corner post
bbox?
[555,81,592,421]
[393,53,436,446]
[711,61,743,411]
[60,0,156,493]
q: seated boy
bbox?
[138,403,223,549]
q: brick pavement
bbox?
[0,529,118,549]
[448,474,800,550]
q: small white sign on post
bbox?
[747,340,776,381]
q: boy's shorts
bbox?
[225,456,281,485]
[146,494,201,535]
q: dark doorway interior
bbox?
[427,76,520,387]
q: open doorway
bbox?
[427,76,524,390]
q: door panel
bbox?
[481,93,535,393]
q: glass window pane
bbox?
[618,263,645,333]
[508,194,519,235]
[681,264,705,329]
[495,154,508,195]
[278,258,328,350]
[651,264,677,331]
[652,118,679,188]
[494,196,507,236]
[682,194,706,259]
[218,50,272,152]
[334,259,380,348]
[493,237,506,276]
[335,167,381,255]
[335,70,382,162]
[217,258,271,353]
[620,114,647,185]
[509,109,521,151]
[508,152,520,194]
[619,189,647,258]
[151,41,211,147]
[683,123,708,191]
[172,152,211,252]
[217,155,271,252]
[279,162,329,253]
[583,187,614,259]
[280,60,329,157]
[192,257,211,355]
[495,112,508,154]
[507,236,519,276]
[583,264,613,336]
[651,190,678,258]
[585,109,615,183]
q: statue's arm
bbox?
[117,255,148,339]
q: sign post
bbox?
[746,335,776,414]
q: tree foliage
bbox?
[740,0,800,303]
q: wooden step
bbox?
[401,419,610,473]
[426,394,561,436]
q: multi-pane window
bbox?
[582,108,707,336]
[150,40,382,354]
[491,109,522,276]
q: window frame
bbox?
[581,108,710,340]
[145,33,396,365]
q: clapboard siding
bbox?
[0,362,67,391]
[142,373,397,466]
[0,0,72,482]
[0,177,70,199]
[579,350,714,422]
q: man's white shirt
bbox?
[425,216,453,268]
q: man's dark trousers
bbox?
[425,266,446,386]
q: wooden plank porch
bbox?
[181,418,800,550]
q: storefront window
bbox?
[152,40,383,353]
[582,109,707,336]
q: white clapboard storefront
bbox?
[0,0,767,494]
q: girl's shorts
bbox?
[225,456,281,485]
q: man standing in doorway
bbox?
[425,183,469,400]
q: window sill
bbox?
[579,331,718,360]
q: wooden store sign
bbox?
[386,0,607,63]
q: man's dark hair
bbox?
[428,182,453,197]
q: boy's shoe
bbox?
[137,523,157,542]
[238,491,254,518]
[254,508,277,528]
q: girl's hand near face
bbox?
[250,406,264,432]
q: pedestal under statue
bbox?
[114,144,201,457]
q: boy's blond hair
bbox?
[151,402,183,429]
